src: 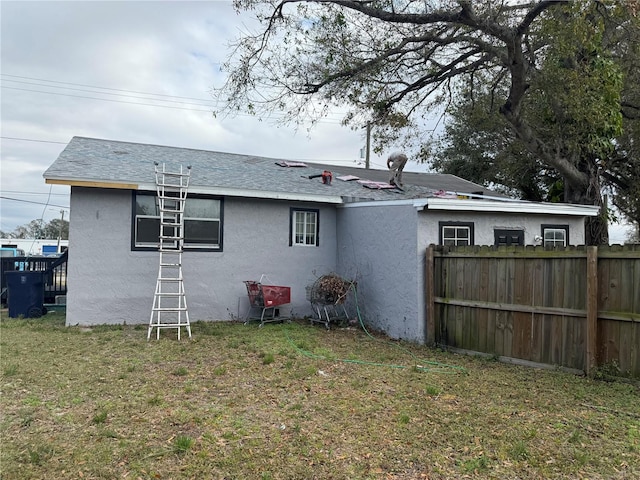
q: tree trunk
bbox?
[564,176,609,246]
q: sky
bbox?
[0,0,634,242]
[0,0,394,233]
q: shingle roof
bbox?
[43,136,502,203]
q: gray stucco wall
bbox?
[65,186,590,338]
[336,203,424,343]
[66,187,337,326]
[417,209,587,246]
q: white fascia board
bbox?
[424,198,600,216]
[339,198,430,209]
[137,183,343,204]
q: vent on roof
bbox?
[113,150,129,155]
[275,161,308,167]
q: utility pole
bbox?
[365,122,371,169]
[57,210,64,253]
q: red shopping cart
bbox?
[243,281,291,327]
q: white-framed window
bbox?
[542,225,568,247]
[290,208,319,246]
[439,222,474,246]
[132,192,223,251]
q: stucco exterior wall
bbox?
[66,187,337,326]
[336,203,424,343]
[65,186,590,338]
[417,209,587,246]
[333,203,589,344]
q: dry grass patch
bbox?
[1,313,638,479]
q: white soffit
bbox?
[424,198,600,216]
[137,183,344,204]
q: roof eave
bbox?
[424,198,601,216]
[45,177,344,204]
[137,183,344,204]
[45,178,138,189]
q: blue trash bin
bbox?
[5,271,45,318]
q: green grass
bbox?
[92,410,108,425]
[173,434,195,454]
[173,366,189,376]
[1,313,639,479]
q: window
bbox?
[132,192,223,250]
[290,208,319,246]
[439,222,474,246]
[494,229,524,246]
[542,224,568,247]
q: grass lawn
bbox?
[1,312,639,479]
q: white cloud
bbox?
[1,1,378,232]
[1,1,632,244]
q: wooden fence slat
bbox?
[477,257,489,352]
[486,253,497,354]
[454,257,465,348]
[429,245,640,378]
[425,245,435,345]
[586,246,598,376]
[531,259,544,363]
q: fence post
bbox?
[425,244,436,346]
[585,246,598,377]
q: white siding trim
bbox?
[424,198,600,216]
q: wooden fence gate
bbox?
[426,245,640,378]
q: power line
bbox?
[1,136,68,145]
[2,86,216,112]
[0,196,69,209]
[2,78,218,107]
[0,73,348,121]
[0,73,350,125]
[1,73,217,102]
[1,190,68,197]
[1,85,346,124]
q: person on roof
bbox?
[387,152,408,187]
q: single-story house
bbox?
[44,136,599,342]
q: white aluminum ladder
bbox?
[148,162,192,340]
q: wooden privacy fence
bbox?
[425,244,640,378]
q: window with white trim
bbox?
[132,192,223,250]
[439,222,474,246]
[542,224,568,247]
[290,208,319,246]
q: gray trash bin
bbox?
[5,271,45,318]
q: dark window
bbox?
[494,229,524,246]
[439,222,474,246]
[290,208,319,246]
[132,192,223,251]
[541,224,569,247]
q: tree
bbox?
[216,0,639,244]
[431,80,563,203]
[432,2,640,234]
[1,219,69,240]
[606,4,640,230]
